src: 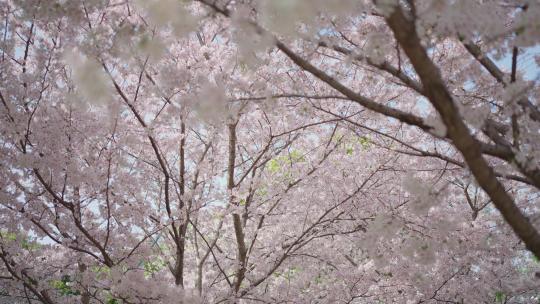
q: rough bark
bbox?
[385,4,540,257]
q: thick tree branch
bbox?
[385,4,540,257]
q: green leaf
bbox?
[107,297,120,304]
[0,231,17,241]
[91,266,111,274]
[288,150,305,163]
[90,266,111,280]
[21,238,40,250]
[267,159,280,173]
[267,150,305,175]
[51,275,80,296]
[143,259,165,277]
[358,136,370,149]
[1,231,40,250]
[495,291,505,303]
[256,188,268,197]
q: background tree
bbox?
[0,0,539,303]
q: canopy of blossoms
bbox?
[0,0,539,303]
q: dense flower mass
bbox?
[0,0,539,303]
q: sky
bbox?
[492,45,540,82]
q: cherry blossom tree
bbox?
[0,0,539,303]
